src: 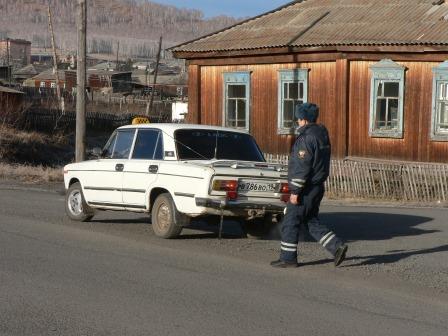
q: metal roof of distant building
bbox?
[0,39,31,44]
[0,86,24,94]
[14,64,51,76]
[171,0,448,54]
[32,69,66,81]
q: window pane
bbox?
[227,99,236,121]
[299,82,304,99]
[132,129,161,160]
[439,102,448,131]
[283,83,288,99]
[237,99,246,122]
[237,119,246,128]
[103,132,117,159]
[228,84,246,98]
[388,99,399,128]
[154,136,164,159]
[438,83,445,100]
[112,129,135,159]
[283,100,294,127]
[377,82,383,96]
[376,98,387,128]
[384,82,399,97]
[288,82,299,100]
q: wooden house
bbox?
[0,86,24,123]
[64,70,132,93]
[172,0,448,163]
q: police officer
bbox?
[271,103,348,268]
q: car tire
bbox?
[151,193,188,239]
[65,182,94,222]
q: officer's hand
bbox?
[290,194,299,205]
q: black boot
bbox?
[334,245,348,267]
[270,259,299,268]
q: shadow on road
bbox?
[90,218,149,224]
[182,218,244,239]
[89,211,437,246]
[346,244,448,266]
[321,212,436,242]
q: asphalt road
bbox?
[0,181,447,336]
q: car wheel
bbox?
[65,182,94,222]
[151,193,188,239]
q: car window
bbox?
[174,129,265,162]
[132,129,164,160]
[102,132,117,159]
[112,129,135,159]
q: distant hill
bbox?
[0,0,241,58]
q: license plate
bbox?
[238,180,278,193]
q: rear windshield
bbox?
[174,129,265,162]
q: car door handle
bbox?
[148,165,158,173]
[115,163,124,172]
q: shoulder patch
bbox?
[298,150,307,159]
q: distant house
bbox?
[0,39,31,68]
[30,51,53,64]
[172,0,448,163]
[133,61,150,70]
[132,69,187,98]
[23,69,67,90]
[65,70,133,93]
[0,65,11,82]
[0,86,24,123]
[88,61,117,71]
[13,64,50,83]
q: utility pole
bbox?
[47,2,64,113]
[149,36,162,116]
[76,0,86,162]
[6,37,11,86]
[116,41,119,70]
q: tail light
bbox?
[280,182,290,202]
[212,179,238,200]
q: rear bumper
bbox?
[195,197,285,213]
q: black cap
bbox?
[294,103,319,122]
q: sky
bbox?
[153,0,292,18]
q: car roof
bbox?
[118,123,249,134]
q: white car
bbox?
[64,123,289,238]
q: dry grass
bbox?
[0,163,63,183]
[0,125,72,167]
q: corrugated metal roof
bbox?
[0,86,24,94]
[32,69,66,81]
[172,0,448,54]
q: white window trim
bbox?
[431,60,448,141]
[277,69,308,135]
[369,59,406,138]
[222,72,251,132]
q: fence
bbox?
[264,153,448,204]
[19,108,172,133]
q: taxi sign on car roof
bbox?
[132,117,150,125]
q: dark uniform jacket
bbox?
[288,123,331,195]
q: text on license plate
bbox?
[238,181,278,192]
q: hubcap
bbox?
[156,202,171,232]
[68,190,83,216]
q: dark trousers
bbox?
[279,184,342,263]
